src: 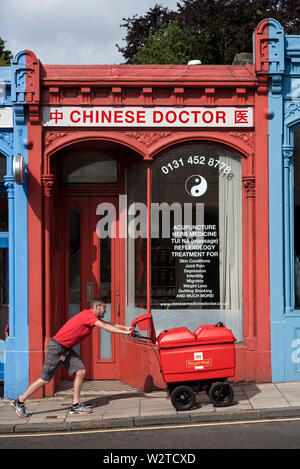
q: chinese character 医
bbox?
[235,110,248,124]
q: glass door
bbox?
[88,197,120,379]
[62,196,121,379]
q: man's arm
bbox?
[94,319,132,335]
[113,323,132,332]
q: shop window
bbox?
[68,207,81,353]
[150,144,242,340]
[126,164,147,323]
[126,144,243,341]
[61,150,118,184]
[294,128,300,309]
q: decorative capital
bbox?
[3,175,15,198]
[283,146,294,168]
[243,176,255,198]
[42,174,56,197]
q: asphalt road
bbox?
[1,416,300,455]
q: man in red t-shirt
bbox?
[11,299,132,418]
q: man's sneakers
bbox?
[11,399,29,418]
[69,403,93,415]
[11,399,92,418]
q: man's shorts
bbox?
[41,338,85,382]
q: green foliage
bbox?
[132,21,198,65]
[0,38,12,66]
[117,4,176,63]
[118,0,300,65]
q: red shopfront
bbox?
[25,50,270,397]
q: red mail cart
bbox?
[129,313,236,411]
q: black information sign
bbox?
[151,144,235,310]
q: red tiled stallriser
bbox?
[55,380,138,396]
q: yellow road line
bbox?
[1,416,300,438]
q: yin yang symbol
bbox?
[185,175,208,197]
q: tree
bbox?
[116,4,176,63]
[0,38,12,66]
[117,0,300,65]
[131,21,198,65]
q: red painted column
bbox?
[42,174,56,396]
[243,174,256,349]
[28,123,44,397]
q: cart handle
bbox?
[130,330,152,341]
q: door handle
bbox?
[117,303,120,319]
[86,282,94,303]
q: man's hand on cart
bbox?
[116,324,133,335]
[130,326,151,341]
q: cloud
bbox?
[0,0,179,64]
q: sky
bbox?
[1,0,180,65]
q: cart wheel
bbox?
[171,386,196,411]
[208,382,234,407]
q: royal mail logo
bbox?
[186,359,212,367]
[186,352,212,369]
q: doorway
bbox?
[61,195,122,379]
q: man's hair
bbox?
[90,298,106,308]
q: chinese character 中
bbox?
[50,109,64,124]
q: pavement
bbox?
[1,380,300,434]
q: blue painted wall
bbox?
[268,20,300,381]
[0,51,29,398]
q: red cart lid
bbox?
[157,324,236,348]
[158,327,196,348]
[194,324,236,344]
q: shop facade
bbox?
[267,19,300,381]
[2,23,272,398]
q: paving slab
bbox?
[276,382,300,390]
[103,408,140,419]
[2,381,300,434]
[249,398,290,409]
